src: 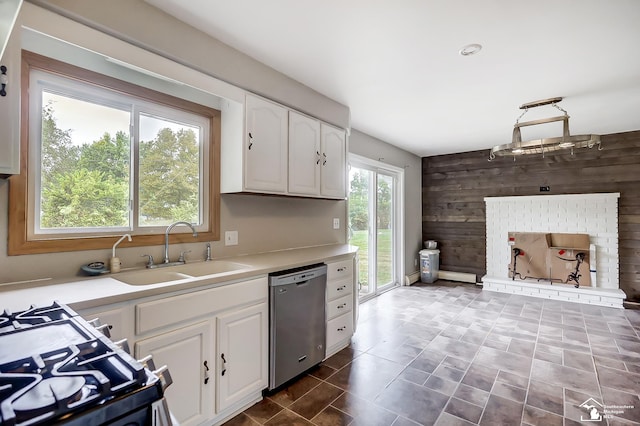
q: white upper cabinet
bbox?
[0,11,21,177]
[0,0,22,60]
[222,93,347,199]
[320,123,347,199]
[288,112,347,199]
[244,94,288,193]
[288,111,321,196]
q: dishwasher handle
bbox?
[269,264,327,286]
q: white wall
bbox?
[348,129,422,275]
[27,0,349,130]
[0,182,346,283]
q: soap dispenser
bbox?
[111,234,132,273]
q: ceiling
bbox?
[144,0,640,157]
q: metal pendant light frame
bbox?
[489,97,601,160]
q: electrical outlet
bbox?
[333,218,340,229]
[225,230,238,246]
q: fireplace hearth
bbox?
[482,193,626,308]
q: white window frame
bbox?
[348,154,405,300]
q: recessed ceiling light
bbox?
[459,43,482,56]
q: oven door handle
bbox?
[203,360,210,384]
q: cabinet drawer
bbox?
[327,260,352,281]
[327,277,352,301]
[326,312,354,349]
[327,294,352,320]
[79,305,134,344]
[136,277,267,335]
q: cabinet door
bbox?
[320,124,346,198]
[216,303,268,412]
[288,111,320,196]
[0,12,21,176]
[245,95,288,193]
[136,321,214,426]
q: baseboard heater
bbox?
[438,270,477,284]
[404,270,477,285]
[404,271,420,286]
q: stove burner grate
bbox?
[0,302,154,426]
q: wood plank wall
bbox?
[422,130,640,301]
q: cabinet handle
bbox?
[337,267,347,272]
[0,66,7,97]
[337,285,346,291]
[337,303,347,309]
[221,353,227,376]
[316,150,321,165]
[337,326,346,332]
[322,152,327,166]
[248,132,253,150]
[203,360,210,384]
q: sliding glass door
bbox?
[348,156,403,301]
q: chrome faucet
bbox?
[205,242,212,261]
[163,221,198,265]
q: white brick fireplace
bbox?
[482,193,626,308]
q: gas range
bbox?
[0,302,172,426]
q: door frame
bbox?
[348,154,405,302]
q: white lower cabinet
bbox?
[327,311,354,351]
[325,259,357,358]
[132,276,268,426]
[73,254,357,425]
[217,303,268,412]
[78,304,134,344]
[136,320,214,426]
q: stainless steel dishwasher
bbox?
[269,263,327,390]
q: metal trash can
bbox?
[419,249,440,283]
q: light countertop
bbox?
[0,244,358,312]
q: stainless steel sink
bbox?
[113,269,193,285]
[173,260,251,277]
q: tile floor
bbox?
[224,281,640,425]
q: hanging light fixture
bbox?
[489,97,601,160]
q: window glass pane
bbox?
[138,113,202,227]
[39,91,131,231]
[376,174,393,286]
[349,167,372,297]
